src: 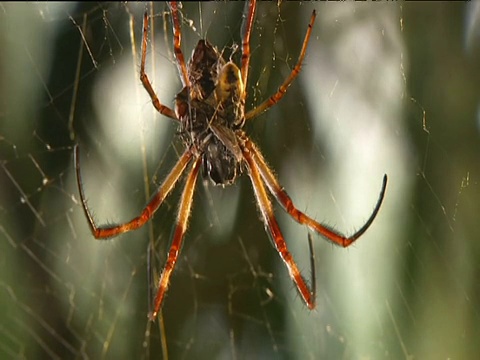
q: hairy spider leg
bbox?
[245,10,316,120]
[169,2,191,88]
[244,138,388,247]
[75,146,192,239]
[140,12,178,120]
[149,156,202,320]
[243,147,316,308]
[240,0,257,97]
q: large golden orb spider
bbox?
[75,1,387,321]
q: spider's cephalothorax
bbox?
[75,1,388,322]
[175,40,245,186]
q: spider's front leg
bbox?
[243,146,316,309]
[244,138,387,247]
[74,146,192,239]
[149,156,202,320]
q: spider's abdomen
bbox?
[215,63,245,129]
[175,39,245,186]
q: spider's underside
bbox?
[75,1,388,321]
[176,39,244,186]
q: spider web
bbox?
[1,2,480,359]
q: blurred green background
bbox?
[1,2,479,359]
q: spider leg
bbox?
[141,11,178,120]
[245,10,316,121]
[243,147,315,309]
[149,156,202,320]
[169,2,191,88]
[244,138,387,247]
[75,145,193,239]
[240,0,257,97]
[307,233,316,305]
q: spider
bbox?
[74,1,388,321]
